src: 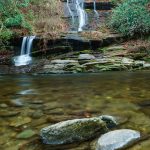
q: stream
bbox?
[0,71,150,149]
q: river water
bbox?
[0,71,150,150]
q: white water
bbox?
[14,36,35,66]
[67,0,75,25]
[75,0,87,32]
[93,0,99,18]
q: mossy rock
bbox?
[40,116,117,145]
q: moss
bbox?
[80,50,92,54]
[41,118,108,145]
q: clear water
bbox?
[0,71,150,150]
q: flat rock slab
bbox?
[96,129,140,150]
[51,60,78,64]
[78,54,96,60]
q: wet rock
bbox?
[96,129,140,150]
[78,54,96,64]
[134,60,145,67]
[0,110,20,117]
[29,104,43,110]
[28,100,44,105]
[100,115,117,128]
[43,102,60,111]
[10,116,32,127]
[143,63,150,69]
[44,64,65,70]
[44,108,65,115]
[43,64,67,74]
[0,103,8,108]
[129,138,150,150]
[78,54,95,60]
[10,99,24,107]
[30,110,44,119]
[18,89,36,95]
[43,59,79,74]
[121,58,134,65]
[40,116,117,145]
[16,129,36,139]
[106,45,125,51]
[51,60,78,65]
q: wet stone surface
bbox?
[96,129,140,150]
[40,116,117,145]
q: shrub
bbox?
[110,0,150,37]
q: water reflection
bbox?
[18,89,36,95]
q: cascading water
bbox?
[14,36,35,66]
[65,0,88,32]
[93,0,99,18]
[67,0,75,26]
[75,0,87,32]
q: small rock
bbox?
[100,115,118,128]
[121,58,134,65]
[78,54,95,60]
[10,99,24,107]
[31,110,43,119]
[0,103,8,108]
[96,129,140,150]
[143,63,150,68]
[106,45,125,51]
[10,117,32,127]
[40,116,117,145]
[134,60,145,67]
[0,110,20,117]
[44,64,65,69]
[28,100,44,104]
[18,89,36,95]
[16,129,36,139]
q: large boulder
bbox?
[96,129,140,150]
[40,116,117,145]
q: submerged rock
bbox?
[0,103,8,108]
[96,129,140,150]
[0,110,20,117]
[17,129,36,139]
[40,116,117,145]
[10,116,32,127]
[10,99,24,107]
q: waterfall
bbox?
[76,0,87,32]
[93,0,99,18]
[67,0,75,26]
[14,36,35,66]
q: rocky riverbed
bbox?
[0,72,150,150]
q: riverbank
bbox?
[0,37,150,75]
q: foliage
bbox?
[0,0,33,49]
[109,0,150,37]
[111,0,124,5]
